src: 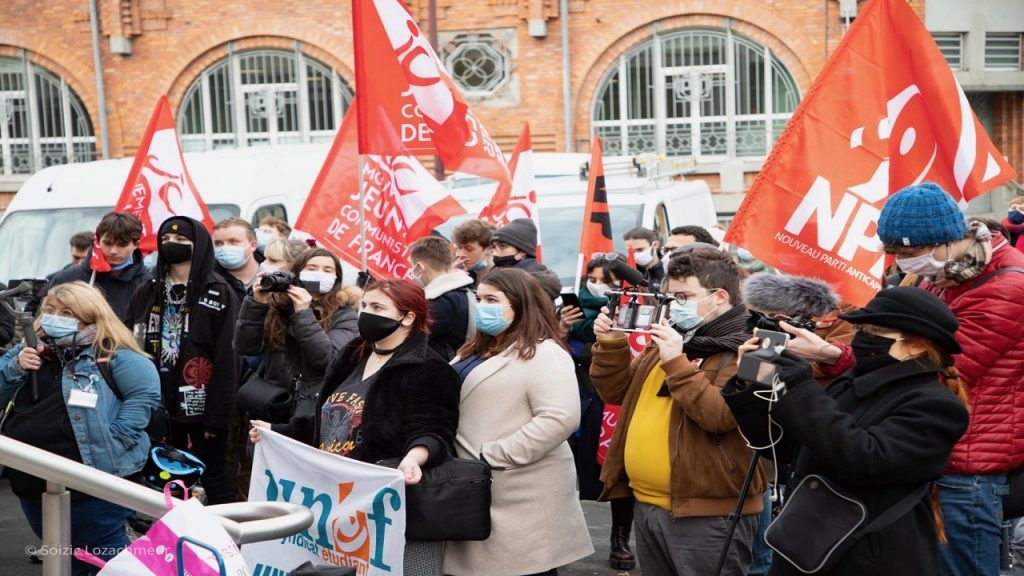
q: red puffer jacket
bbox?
[924,237,1024,474]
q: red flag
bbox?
[725,0,1016,307]
[352,0,510,185]
[578,138,614,278]
[480,123,544,262]
[103,96,213,268]
[294,101,467,280]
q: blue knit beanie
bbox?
[877,182,967,247]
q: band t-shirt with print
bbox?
[319,361,377,456]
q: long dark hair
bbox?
[458,267,567,360]
[265,248,348,350]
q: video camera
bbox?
[258,271,318,294]
[737,329,790,386]
[602,258,674,333]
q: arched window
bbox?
[592,29,800,160]
[0,56,96,176]
[178,48,353,152]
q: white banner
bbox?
[244,429,406,576]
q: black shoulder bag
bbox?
[377,446,492,541]
[765,474,930,573]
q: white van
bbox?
[0,144,330,283]
[0,147,717,287]
[437,153,718,285]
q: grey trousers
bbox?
[633,501,758,576]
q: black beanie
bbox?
[839,287,961,354]
[491,218,537,258]
[159,216,196,242]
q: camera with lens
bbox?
[259,271,299,292]
[737,329,790,386]
[747,310,817,334]
[606,289,674,333]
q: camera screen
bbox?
[613,294,667,333]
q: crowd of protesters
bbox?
[0,182,1022,576]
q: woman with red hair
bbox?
[251,278,460,574]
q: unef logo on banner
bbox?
[263,470,401,574]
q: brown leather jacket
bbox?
[590,335,765,518]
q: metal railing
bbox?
[0,435,313,576]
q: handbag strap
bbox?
[852,482,931,538]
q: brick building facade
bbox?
[0,0,1020,216]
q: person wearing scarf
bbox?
[0,281,160,576]
[589,250,764,576]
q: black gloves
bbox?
[773,350,814,389]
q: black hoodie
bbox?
[125,216,240,431]
[48,247,152,320]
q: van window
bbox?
[0,204,239,282]
[653,203,670,244]
[252,204,288,227]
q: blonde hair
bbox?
[38,282,148,358]
[264,238,308,264]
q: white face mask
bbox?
[895,248,945,276]
[256,229,272,250]
[299,271,337,295]
[259,261,281,275]
[634,247,655,268]
[587,280,610,298]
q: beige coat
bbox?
[443,339,594,575]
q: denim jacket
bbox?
[0,344,161,478]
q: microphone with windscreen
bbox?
[605,258,649,288]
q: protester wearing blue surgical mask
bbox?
[446,267,594,575]
[212,217,261,304]
[590,250,761,574]
[1,281,160,576]
[47,212,152,321]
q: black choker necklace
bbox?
[372,346,397,355]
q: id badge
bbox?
[68,389,99,409]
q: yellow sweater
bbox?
[623,363,672,510]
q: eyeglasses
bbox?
[668,289,715,303]
[590,252,625,262]
[40,307,78,319]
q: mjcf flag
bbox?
[725,0,1015,307]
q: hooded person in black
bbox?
[125,216,240,504]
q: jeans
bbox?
[20,495,130,576]
[938,472,1008,576]
[748,490,774,576]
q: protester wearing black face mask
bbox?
[489,218,562,301]
[251,278,460,576]
[125,216,241,505]
[723,287,970,576]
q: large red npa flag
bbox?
[92,96,213,271]
[725,0,1016,307]
[578,137,614,278]
[352,0,510,186]
[479,123,543,262]
[294,102,467,280]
